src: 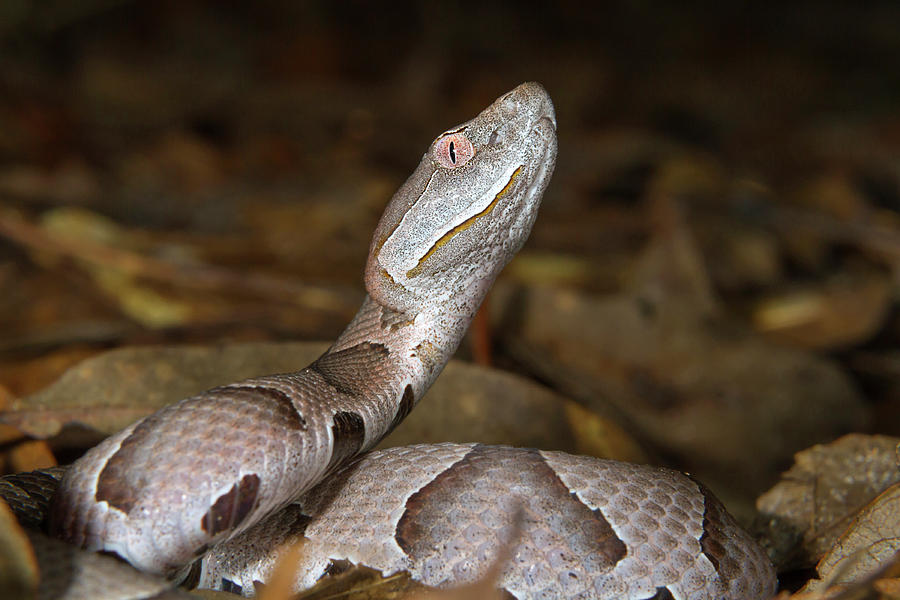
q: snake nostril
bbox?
[541,112,557,131]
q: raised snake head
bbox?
[365,82,558,317]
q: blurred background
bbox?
[2,1,900,573]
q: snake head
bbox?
[365,82,558,316]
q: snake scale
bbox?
[5,83,776,599]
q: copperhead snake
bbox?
[4,83,776,599]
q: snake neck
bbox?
[327,291,482,403]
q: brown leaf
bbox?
[0,207,359,335]
[752,269,892,350]
[493,213,870,511]
[0,499,38,600]
[382,361,647,463]
[5,440,56,473]
[697,220,783,292]
[874,578,900,598]
[258,540,306,600]
[494,274,869,504]
[0,346,103,400]
[295,565,421,600]
[757,434,900,570]
[4,342,328,439]
[806,485,900,592]
[0,159,99,204]
[190,590,246,599]
[5,342,644,466]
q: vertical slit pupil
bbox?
[449,141,456,163]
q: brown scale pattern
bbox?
[694,479,775,600]
[394,446,627,596]
[49,368,348,573]
[542,451,776,598]
[200,444,776,600]
[49,325,412,576]
[327,411,366,471]
[310,342,390,397]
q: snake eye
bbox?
[434,132,474,169]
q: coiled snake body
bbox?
[22,83,775,599]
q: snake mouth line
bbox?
[406,166,523,279]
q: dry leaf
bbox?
[4,343,328,439]
[381,361,648,463]
[757,434,900,570]
[495,269,869,503]
[874,578,900,598]
[752,269,891,350]
[0,499,38,600]
[295,567,421,600]
[190,590,246,599]
[4,342,642,465]
[806,486,900,591]
[4,440,56,473]
[258,540,306,600]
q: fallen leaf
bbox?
[258,540,306,600]
[874,578,900,597]
[4,342,644,465]
[4,440,56,474]
[752,269,892,350]
[806,486,900,591]
[757,435,900,570]
[495,283,869,503]
[494,221,870,504]
[0,499,38,600]
[381,361,648,463]
[296,566,421,600]
[4,342,328,439]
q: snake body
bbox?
[198,443,774,599]
[40,83,775,599]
